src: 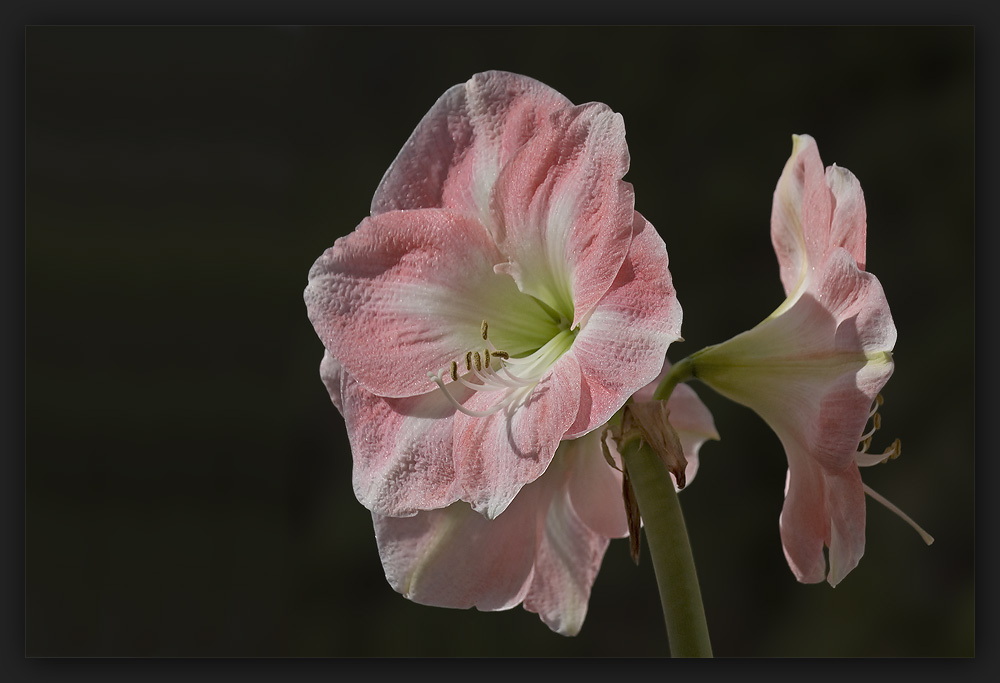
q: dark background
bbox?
[25,26,974,656]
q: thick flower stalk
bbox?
[684,134,931,586]
[305,71,702,633]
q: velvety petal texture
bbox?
[694,135,895,586]
[373,367,717,636]
[305,71,683,634]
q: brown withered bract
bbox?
[621,459,642,565]
[622,400,688,490]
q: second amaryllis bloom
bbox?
[305,71,690,632]
[688,134,925,586]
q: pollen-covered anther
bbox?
[483,347,491,369]
[450,361,459,382]
[473,351,482,371]
[465,351,472,371]
[879,437,901,464]
[491,350,510,360]
[481,320,489,340]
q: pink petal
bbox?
[490,102,635,328]
[826,164,867,271]
[305,208,553,398]
[824,465,867,586]
[565,431,627,539]
[371,71,572,232]
[564,211,682,439]
[770,134,833,296]
[779,459,832,584]
[523,462,612,636]
[321,352,463,517]
[373,485,542,612]
[452,353,583,519]
[779,459,866,586]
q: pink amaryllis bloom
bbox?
[305,71,688,630]
[688,134,931,587]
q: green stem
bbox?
[652,355,696,401]
[621,438,713,658]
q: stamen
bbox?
[492,351,509,360]
[873,412,882,430]
[856,437,901,467]
[483,347,491,369]
[876,393,884,406]
[429,371,520,418]
[473,351,482,371]
[450,361,458,382]
[481,320,489,340]
[863,483,934,546]
[465,351,472,371]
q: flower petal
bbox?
[371,70,572,233]
[564,211,681,439]
[523,461,612,636]
[305,208,555,398]
[321,352,463,517]
[779,460,866,586]
[372,486,541,613]
[490,102,635,327]
[452,352,582,519]
[770,134,833,296]
[826,164,867,271]
[565,430,627,539]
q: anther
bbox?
[481,320,489,340]
[873,413,882,430]
[473,351,482,371]
[876,393,884,406]
[450,361,459,382]
[491,351,509,360]
[465,351,473,371]
[483,348,491,369]
[879,438,901,464]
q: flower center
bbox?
[429,318,576,418]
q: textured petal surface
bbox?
[371,71,572,233]
[305,208,555,398]
[452,353,582,519]
[491,103,635,327]
[565,212,682,439]
[322,355,464,517]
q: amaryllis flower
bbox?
[305,71,686,630]
[688,134,929,586]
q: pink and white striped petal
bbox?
[305,208,554,399]
[490,102,635,328]
[564,211,681,439]
[371,71,572,233]
[320,353,463,517]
